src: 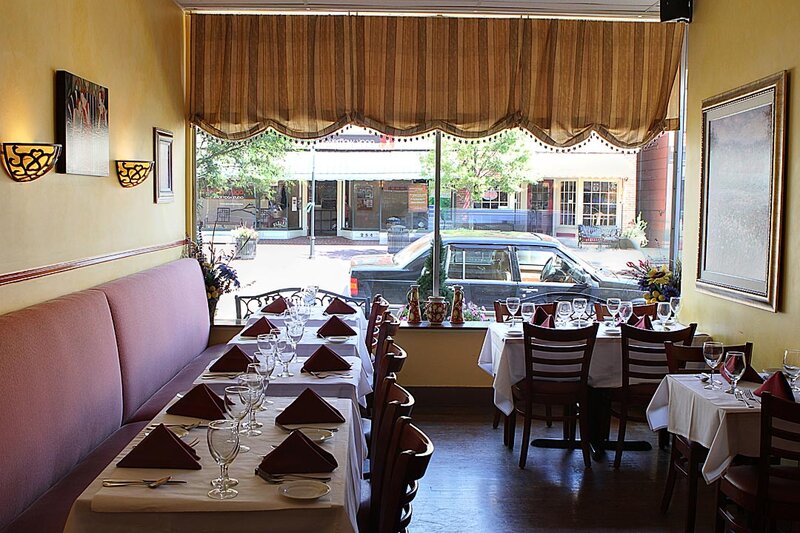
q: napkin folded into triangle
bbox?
[260,297,289,314]
[275,388,346,425]
[167,384,227,420]
[117,424,201,470]
[256,429,338,476]
[720,357,766,384]
[317,315,356,337]
[302,345,352,373]
[628,314,654,330]
[531,307,550,326]
[324,298,357,315]
[241,317,277,337]
[754,371,794,401]
[209,345,254,373]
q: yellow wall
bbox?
[682,1,800,369]
[0,0,186,314]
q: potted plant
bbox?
[185,229,242,325]
[620,213,649,250]
[231,225,258,260]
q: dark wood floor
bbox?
[408,405,714,532]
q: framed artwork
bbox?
[696,71,787,311]
[153,128,174,203]
[55,70,109,176]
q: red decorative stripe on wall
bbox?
[0,239,187,287]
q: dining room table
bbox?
[64,395,365,533]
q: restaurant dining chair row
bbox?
[234,287,370,319]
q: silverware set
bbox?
[735,389,759,408]
[275,422,339,432]
[146,422,207,431]
[308,371,352,379]
[102,476,186,488]
[262,473,331,484]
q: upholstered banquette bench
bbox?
[0,259,226,532]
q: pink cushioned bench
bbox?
[0,259,222,532]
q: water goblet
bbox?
[556,301,573,328]
[656,302,672,330]
[521,303,535,324]
[224,386,252,453]
[723,351,746,395]
[618,301,633,325]
[275,333,293,378]
[572,298,588,326]
[207,419,239,500]
[783,349,800,392]
[256,334,272,355]
[238,372,264,435]
[669,297,681,324]
[505,297,521,325]
[702,341,724,390]
[606,298,621,325]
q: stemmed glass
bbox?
[521,303,535,324]
[702,341,724,390]
[237,372,264,435]
[207,420,239,500]
[297,304,312,326]
[556,301,573,328]
[275,332,293,378]
[606,298,621,325]
[287,322,304,357]
[657,302,672,330]
[783,349,800,391]
[724,351,746,395]
[249,359,273,409]
[618,301,633,325]
[669,297,681,324]
[572,298,588,326]
[303,285,319,307]
[256,334,272,356]
[505,297,521,325]
[224,386,252,453]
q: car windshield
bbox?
[393,235,432,266]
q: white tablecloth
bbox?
[646,374,765,483]
[255,307,368,338]
[65,396,364,533]
[478,322,708,416]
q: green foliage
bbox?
[416,233,454,310]
[195,130,292,197]
[421,131,532,199]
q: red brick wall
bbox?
[635,134,673,248]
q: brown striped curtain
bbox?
[189,14,684,148]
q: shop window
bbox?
[559,181,577,225]
[582,181,618,226]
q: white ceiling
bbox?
[175,0,662,20]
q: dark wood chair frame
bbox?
[508,322,599,469]
[234,287,370,320]
[365,295,390,356]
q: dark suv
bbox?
[348,231,640,308]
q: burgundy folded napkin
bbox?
[317,315,357,337]
[324,298,356,315]
[241,317,277,337]
[167,384,226,420]
[720,357,766,384]
[531,307,549,326]
[260,297,289,314]
[275,388,346,425]
[117,424,201,470]
[754,371,794,401]
[302,345,352,373]
[209,345,254,373]
[539,315,555,328]
[629,315,654,330]
[256,429,337,476]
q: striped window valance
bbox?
[189,14,684,148]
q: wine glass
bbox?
[618,301,633,325]
[237,372,264,435]
[556,301,573,328]
[303,285,319,307]
[521,303,535,324]
[505,297,521,325]
[572,298,588,326]
[656,302,672,330]
[298,304,312,326]
[783,349,800,392]
[287,322,304,354]
[224,386,251,453]
[256,334,272,355]
[702,341,724,390]
[724,351,746,394]
[606,298,621,325]
[275,332,293,378]
[669,297,681,324]
[207,419,239,500]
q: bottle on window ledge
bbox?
[450,285,465,324]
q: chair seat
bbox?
[722,465,800,509]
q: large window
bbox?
[559,181,577,225]
[582,181,618,226]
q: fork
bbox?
[744,389,760,404]
[735,389,755,408]
[276,422,339,433]
[185,437,200,448]
[308,371,352,379]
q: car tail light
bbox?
[350,277,358,296]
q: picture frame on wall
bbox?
[55,70,109,176]
[696,71,787,312]
[153,128,174,203]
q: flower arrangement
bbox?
[463,302,489,321]
[185,228,242,323]
[621,213,649,248]
[231,225,258,241]
[622,259,681,303]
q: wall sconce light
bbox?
[115,160,154,188]
[1,143,62,182]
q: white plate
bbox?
[299,428,334,443]
[325,336,349,344]
[505,330,524,338]
[279,480,331,500]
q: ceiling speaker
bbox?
[660,0,692,23]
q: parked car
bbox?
[348,231,641,308]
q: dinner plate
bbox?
[505,330,523,338]
[279,480,331,500]
[325,336,349,344]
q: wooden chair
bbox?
[594,302,658,321]
[508,322,599,468]
[715,392,800,532]
[366,295,390,355]
[493,300,556,323]
[374,311,400,366]
[611,323,698,469]
[234,287,369,319]
[377,417,434,533]
[662,341,754,533]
